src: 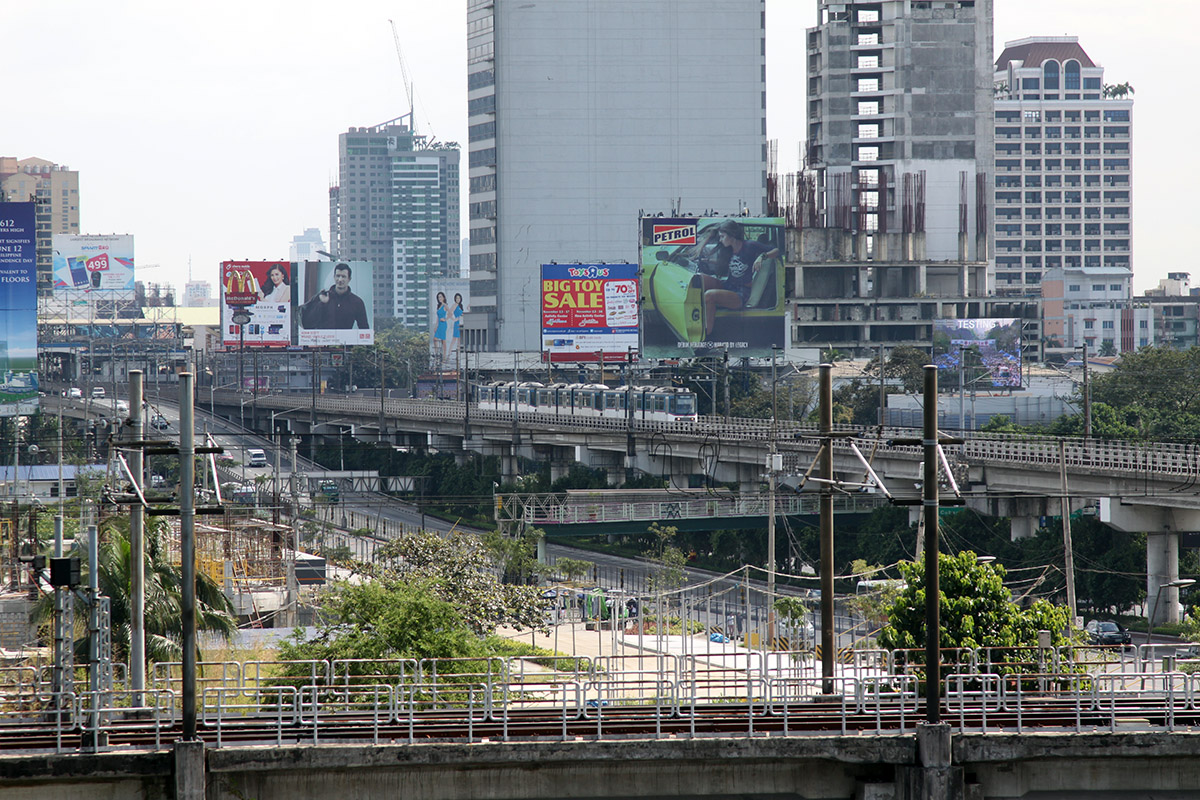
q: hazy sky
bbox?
[4,1,1191,295]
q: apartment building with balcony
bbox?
[993,37,1133,297]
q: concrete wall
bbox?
[8,732,1200,799]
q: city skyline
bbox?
[3,1,1188,298]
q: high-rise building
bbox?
[328,120,460,328]
[183,280,217,308]
[806,0,995,263]
[289,227,327,262]
[466,0,768,352]
[0,157,80,294]
[993,37,1133,296]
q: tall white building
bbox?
[329,120,460,327]
[465,0,768,352]
[993,37,1133,296]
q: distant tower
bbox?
[289,227,327,262]
[328,122,460,328]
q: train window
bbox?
[654,396,666,412]
[674,395,696,415]
[605,392,620,410]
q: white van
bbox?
[245,448,267,468]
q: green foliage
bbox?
[280,581,484,664]
[376,530,550,635]
[553,557,593,583]
[644,522,687,592]
[484,526,544,585]
[36,517,236,662]
[879,551,1073,659]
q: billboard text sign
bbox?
[220,261,293,348]
[933,318,1023,388]
[540,263,639,362]
[0,203,39,416]
[296,261,374,347]
[52,235,135,292]
[639,217,785,358]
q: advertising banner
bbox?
[540,264,639,363]
[0,203,39,416]
[933,318,1023,389]
[429,278,470,369]
[52,234,135,292]
[296,260,374,347]
[219,261,293,348]
[639,217,785,358]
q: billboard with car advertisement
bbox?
[933,318,1023,389]
[540,264,639,363]
[52,234,135,292]
[429,278,469,368]
[220,261,293,348]
[296,260,374,347]
[639,217,785,358]
[0,203,39,416]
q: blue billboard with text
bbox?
[0,203,39,416]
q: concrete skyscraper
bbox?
[0,157,80,295]
[329,120,460,328]
[806,0,995,264]
[465,0,768,353]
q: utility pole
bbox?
[819,363,834,694]
[1081,340,1091,439]
[922,364,941,724]
[1059,440,1078,626]
[288,436,299,627]
[767,347,779,649]
[127,370,145,707]
[878,344,886,427]
[179,372,197,740]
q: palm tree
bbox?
[1103,82,1134,99]
[37,518,237,663]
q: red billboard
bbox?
[220,261,293,348]
[540,264,639,362]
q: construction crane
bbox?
[388,18,434,139]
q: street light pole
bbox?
[1147,578,1195,645]
[767,347,779,649]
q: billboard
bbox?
[0,203,39,416]
[220,261,293,348]
[933,318,1023,389]
[640,217,786,357]
[296,261,374,347]
[429,278,470,368]
[52,234,135,292]
[540,264,639,363]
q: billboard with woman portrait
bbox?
[429,279,470,369]
[220,261,293,348]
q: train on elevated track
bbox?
[473,381,698,424]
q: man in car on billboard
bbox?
[699,219,779,339]
[300,262,370,330]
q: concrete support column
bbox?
[1148,530,1182,626]
[174,740,205,800]
[876,232,890,262]
[897,724,964,800]
[855,233,868,262]
[1010,516,1038,540]
[958,231,968,262]
[857,266,870,298]
[502,451,520,481]
[915,263,927,295]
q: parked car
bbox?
[1085,620,1132,647]
[150,414,170,430]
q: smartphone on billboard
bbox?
[68,257,88,287]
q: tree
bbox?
[644,522,688,592]
[554,557,593,584]
[375,529,550,635]
[878,551,1073,664]
[1103,82,1134,99]
[36,517,237,663]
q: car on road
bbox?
[66,388,83,399]
[1085,620,1132,647]
[91,386,106,399]
[150,414,170,430]
[150,474,166,488]
[245,448,267,468]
